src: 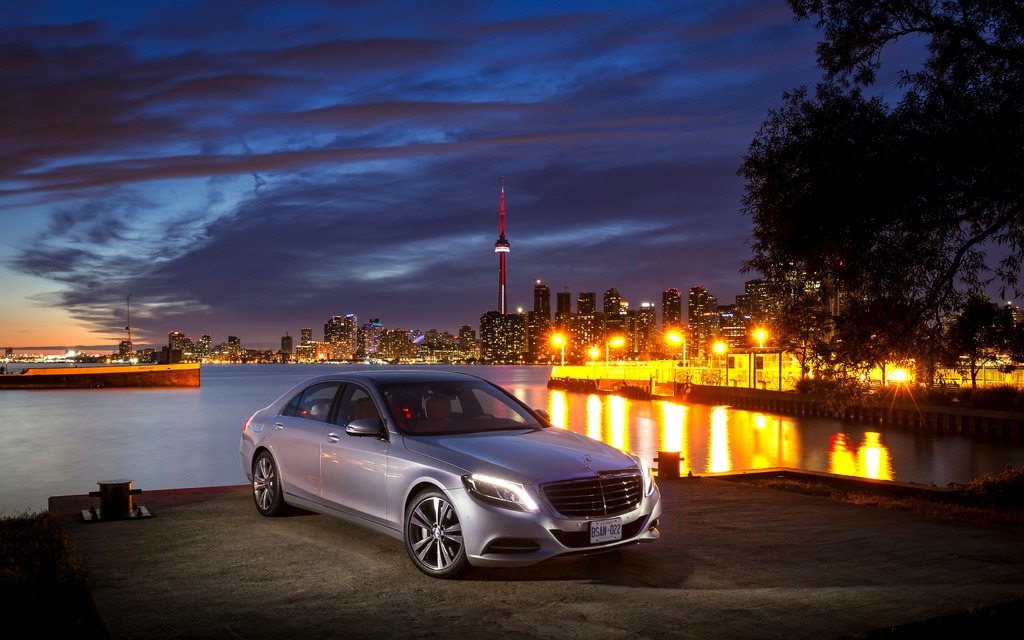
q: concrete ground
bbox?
[50,477,1024,640]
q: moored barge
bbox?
[0,363,200,389]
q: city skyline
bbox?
[118,277,746,357]
[0,1,923,354]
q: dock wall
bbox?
[548,374,1024,439]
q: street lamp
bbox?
[713,341,727,385]
[753,328,767,349]
[606,336,625,363]
[665,330,684,363]
[551,333,566,367]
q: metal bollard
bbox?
[656,451,681,478]
[84,479,148,521]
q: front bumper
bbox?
[452,485,663,568]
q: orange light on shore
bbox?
[605,336,625,363]
[753,328,767,348]
[551,334,566,366]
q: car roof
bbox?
[302,368,488,386]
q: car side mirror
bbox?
[534,409,550,421]
[345,418,384,437]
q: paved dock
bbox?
[50,478,1024,639]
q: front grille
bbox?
[540,469,643,518]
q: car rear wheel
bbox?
[252,451,289,517]
[404,490,468,578]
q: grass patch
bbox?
[0,510,107,637]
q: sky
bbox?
[1,0,844,353]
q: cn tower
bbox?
[494,180,511,314]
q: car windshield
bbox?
[378,380,542,436]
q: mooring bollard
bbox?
[656,451,681,478]
[83,478,150,521]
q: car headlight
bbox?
[630,454,657,497]
[463,474,539,512]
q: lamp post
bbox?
[713,341,727,386]
[752,328,768,389]
[551,333,566,367]
[606,336,625,363]
[753,328,767,349]
[665,330,683,362]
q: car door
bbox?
[271,381,342,505]
[320,383,391,525]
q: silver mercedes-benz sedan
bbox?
[239,369,661,578]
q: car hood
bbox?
[402,427,638,484]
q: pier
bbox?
[548,362,1024,439]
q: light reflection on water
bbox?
[544,391,846,478]
[1,363,1021,513]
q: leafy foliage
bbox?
[740,1,1024,373]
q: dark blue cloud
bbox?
[0,0,833,350]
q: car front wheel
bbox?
[252,451,289,517]
[404,489,468,578]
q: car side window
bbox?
[281,382,342,422]
[333,384,382,427]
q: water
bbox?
[2,363,1023,513]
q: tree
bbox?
[942,295,1018,387]
[740,1,1024,371]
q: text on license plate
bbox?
[589,517,622,544]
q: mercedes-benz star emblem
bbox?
[583,454,592,469]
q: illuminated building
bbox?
[168,331,186,352]
[739,279,775,329]
[479,310,527,363]
[324,314,358,361]
[357,318,384,358]
[378,329,415,361]
[198,334,212,358]
[604,288,627,338]
[632,302,657,356]
[577,291,596,315]
[662,288,682,330]
[688,286,718,358]
[527,279,552,362]
[719,304,751,349]
[555,289,572,328]
[457,324,477,355]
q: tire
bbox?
[404,489,468,578]
[251,451,290,517]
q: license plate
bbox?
[589,517,622,544]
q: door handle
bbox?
[274,422,285,430]
[326,432,340,443]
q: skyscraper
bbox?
[577,292,596,315]
[533,279,551,322]
[603,288,621,314]
[662,288,682,330]
[555,289,572,327]
[527,279,552,362]
[688,286,718,359]
[324,314,358,361]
